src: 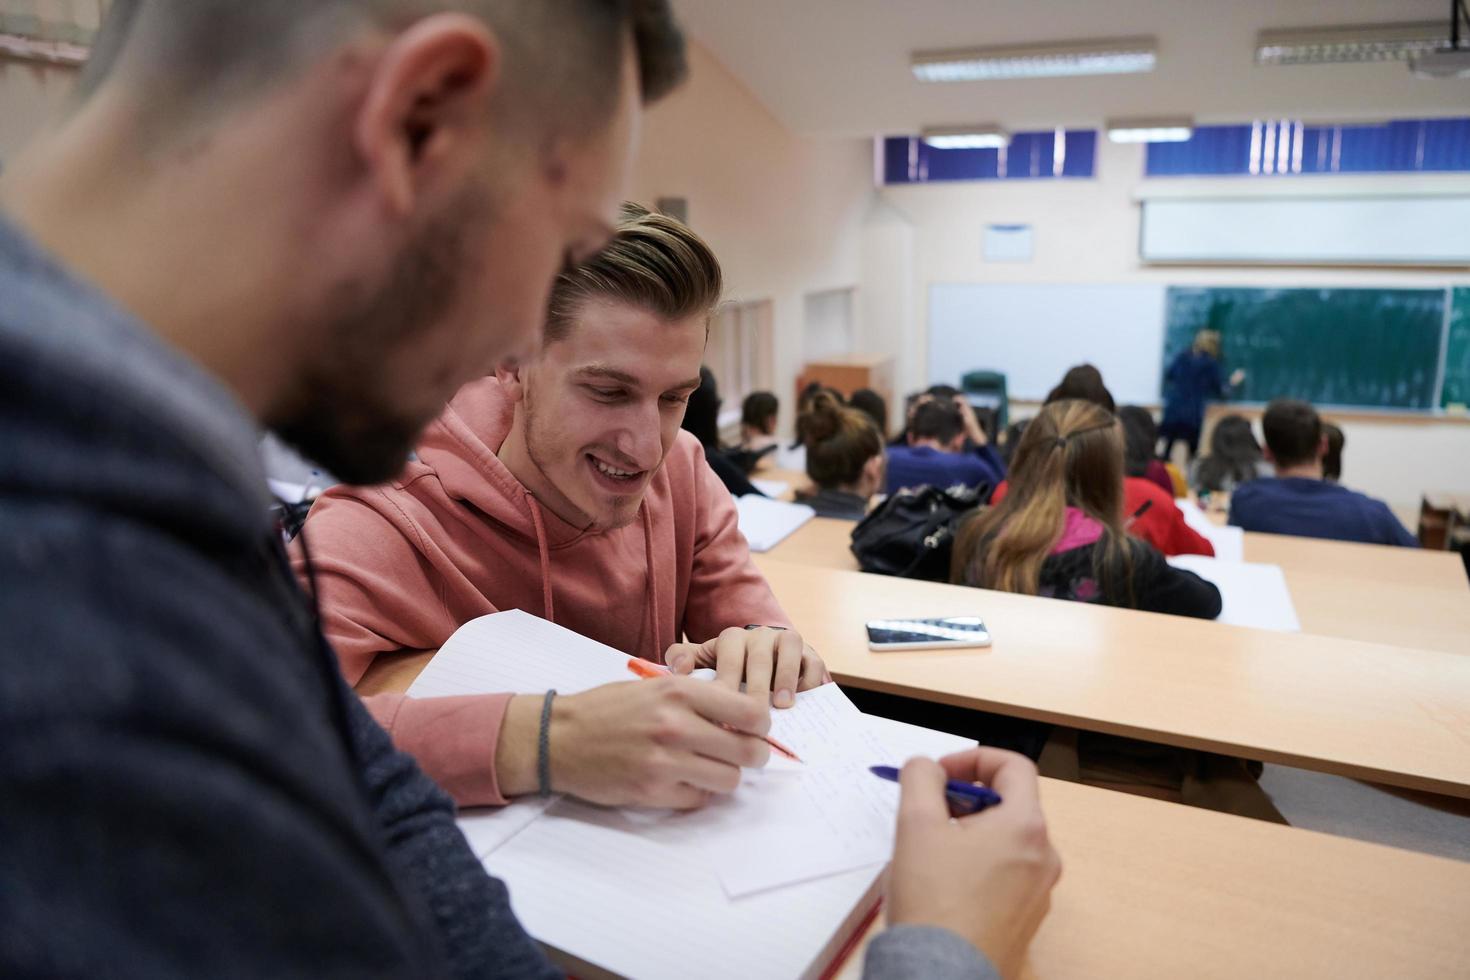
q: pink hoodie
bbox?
[291,376,790,805]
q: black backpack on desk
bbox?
[849,484,987,582]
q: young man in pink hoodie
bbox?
[294,204,829,810]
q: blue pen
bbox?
[869,765,1003,815]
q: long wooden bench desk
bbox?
[752,557,1470,798]
[364,645,1470,978]
[763,517,1470,655]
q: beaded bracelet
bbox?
[537,689,557,799]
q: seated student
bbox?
[953,400,1222,619]
[1045,363,1116,414]
[991,372,1215,557]
[795,391,885,519]
[1231,399,1416,547]
[886,397,1006,495]
[738,389,780,460]
[954,407,1286,821]
[1322,421,1344,483]
[1191,414,1265,496]
[1118,406,1173,496]
[681,365,763,495]
[849,387,890,441]
[295,206,830,809]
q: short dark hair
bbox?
[741,391,778,431]
[78,0,686,137]
[680,365,721,449]
[1262,398,1323,469]
[849,389,888,440]
[910,400,964,445]
[1321,421,1345,481]
[1117,406,1158,479]
[1045,364,1116,415]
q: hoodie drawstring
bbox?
[525,491,555,624]
[640,499,660,664]
[524,491,659,662]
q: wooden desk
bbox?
[835,774,1470,980]
[368,644,1470,978]
[752,558,1470,798]
[764,518,1470,656]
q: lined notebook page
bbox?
[735,495,816,551]
[687,684,897,896]
[486,798,882,980]
[406,609,636,698]
[1168,555,1301,632]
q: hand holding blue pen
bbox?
[870,764,1003,815]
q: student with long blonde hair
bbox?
[953,403,1289,822]
[953,400,1220,618]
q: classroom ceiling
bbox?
[670,0,1470,138]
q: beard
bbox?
[270,186,489,486]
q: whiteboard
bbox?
[927,283,1168,404]
[1140,196,1470,266]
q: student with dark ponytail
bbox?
[797,391,885,520]
[952,400,1221,619]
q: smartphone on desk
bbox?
[866,616,990,652]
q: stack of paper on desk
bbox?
[407,611,947,979]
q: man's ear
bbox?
[354,13,501,216]
[495,359,528,402]
[1316,433,1329,460]
[1263,446,1277,465]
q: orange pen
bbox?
[625,658,803,763]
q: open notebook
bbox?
[407,611,964,979]
[735,495,816,552]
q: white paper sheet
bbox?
[734,495,816,552]
[425,613,903,894]
[462,711,973,980]
[484,800,882,980]
[1168,554,1301,632]
[751,478,792,499]
[1175,499,1245,561]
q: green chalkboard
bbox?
[1163,287,1446,410]
[1442,288,1470,410]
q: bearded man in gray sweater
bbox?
[0,2,1058,978]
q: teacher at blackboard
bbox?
[1159,329,1245,462]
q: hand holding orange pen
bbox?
[625,657,803,764]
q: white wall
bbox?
[871,137,1470,509]
[628,41,875,436]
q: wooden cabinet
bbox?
[794,354,896,412]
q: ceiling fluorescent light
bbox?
[1410,48,1470,77]
[1106,118,1194,143]
[921,126,1010,150]
[913,37,1157,82]
[0,31,89,66]
[1255,22,1447,65]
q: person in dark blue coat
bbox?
[1159,329,1243,462]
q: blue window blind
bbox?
[1146,117,1470,177]
[882,130,1097,184]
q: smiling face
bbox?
[506,296,708,529]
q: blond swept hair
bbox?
[545,202,723,342]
